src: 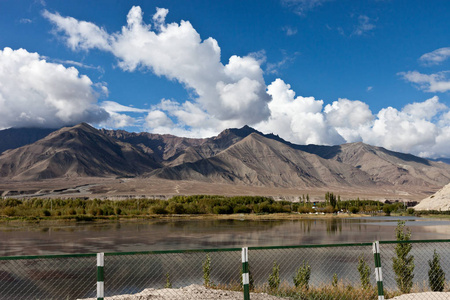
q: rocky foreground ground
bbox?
[80,284,283,300]
[80,285,450,300]
[391,292,450,300]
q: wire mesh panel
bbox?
[2,241,450,300]
[380,241,450,299]
[0,255,96,300]
[100,249,242,299]
[248,244,378,299]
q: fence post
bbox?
[97,252,104,300]
[372,241,384,300]
[242,247,250,300]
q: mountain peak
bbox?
[217,125,259,139]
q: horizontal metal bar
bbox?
[1,239,450,260]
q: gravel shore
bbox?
[80,284,283,300]
[390,292,450,300]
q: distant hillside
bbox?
[1,123,450,190]
[0,127,58,154]
[0,123,160,180]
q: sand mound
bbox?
[415,182,450,211]
[391,291,450,299]
[80,284,283,300]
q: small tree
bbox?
[268,261,280,291]
[428,250,445,292]
[357,256,371,289]
[392,220,414,293]
[165,273,172,288]
[332,273,338,288]
[203,254,211,287]
[293,260,311,290]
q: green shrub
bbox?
[349,206,359,214]
[2,199,22,207]
[3,207,15,216]
[407,208,415,215]
[293,260,311,290]
[393,220,414,293]
[165,273,172,289]
[357,256,371,289]
[150,206,168,214]
[256,202,272,213]
[42,209,51,217]
[332,273,338,288]
[322,205,335,214]
[167,203,186,214]
[203,254,211,287]
[213,205,232,214]
[114,207,122,215]
[233,205,251,214]
[428,250,445,292]
[298,206,313,214]
[383,205,394,216]
[268,261,280,291]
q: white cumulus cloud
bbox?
[44,6,271,133]
[42,6,450,158]
[0,47,109,129]
[257,79,345,145]
[420,47,450,65]
[399,71,450,93]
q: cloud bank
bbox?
[260,79,450,158]
[44,6,271,137]
[41,7,450,158]
[0,47,109,129]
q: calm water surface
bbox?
[1,216,450,256]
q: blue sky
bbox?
[1,0,450,157]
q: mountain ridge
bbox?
[1,123,450,190]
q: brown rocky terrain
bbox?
[1,123,450,201]
[0,123,160,180]
[0,127,58,154]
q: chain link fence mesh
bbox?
[379,241,450,299]
[0,255,96,300]
[1,241,450,299]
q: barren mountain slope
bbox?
[0,123,160,180]
[151,133,376,188]
[415,183,450,210]
[101,129,207,163]
[331,143,450,186]
[0,127,58,154]
[103,125,257,166]
[296,142,450,187]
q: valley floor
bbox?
[0,177,437,202]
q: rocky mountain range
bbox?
[1,123,450,189]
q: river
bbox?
[1,216,450,256]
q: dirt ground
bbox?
[80,284,283,300]
[80,285,450,300]
[390,292,450,299]
[0,176,435,202]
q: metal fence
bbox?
[1,240,450,299]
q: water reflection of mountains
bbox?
[1,217,450,256]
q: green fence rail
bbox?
[1,240,450,299]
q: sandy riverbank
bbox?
[80,284,284,300]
